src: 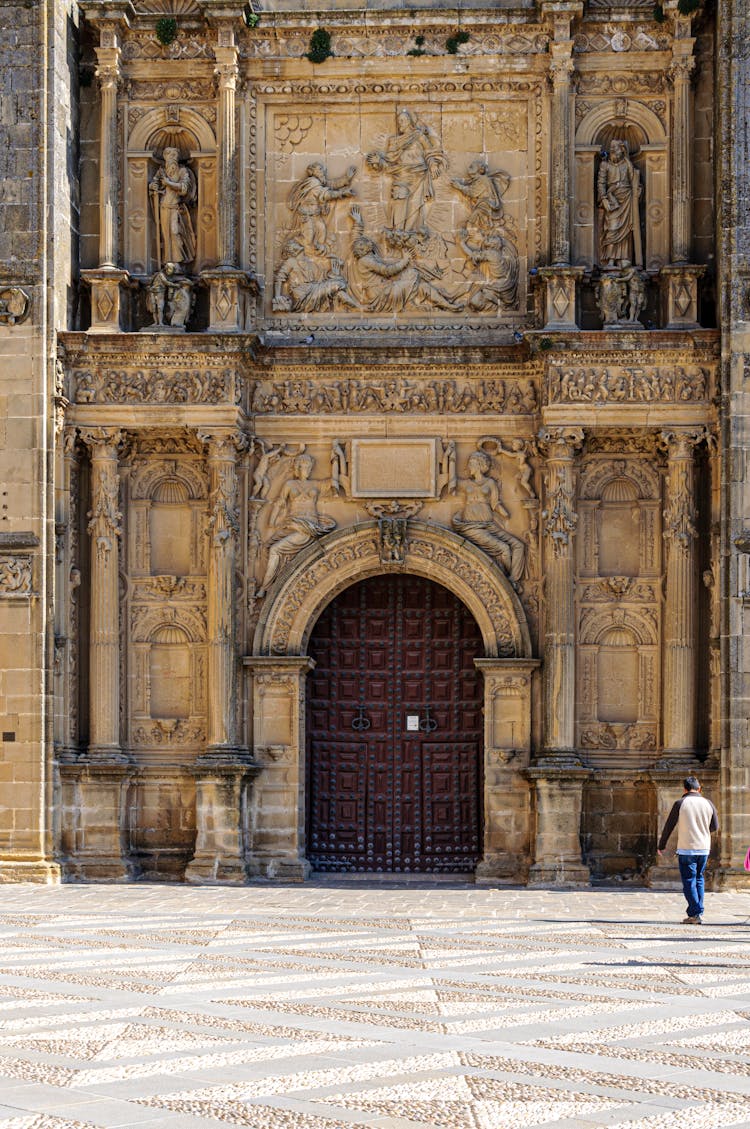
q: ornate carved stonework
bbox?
[252,376,538,416]
[547,363,710,404]
[0,557,33,597]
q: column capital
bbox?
[78,427,125,456]
[659,425,707,460]
[540,1,583,39]
[549,42,575,85]
[538,425,585,460]
[200,428,250,461]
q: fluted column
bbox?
[659,7,702,328]
[215,27,239,269]
[537,3,583,329]
[81,428,124,756]
[669,43,696,264]
[549,44,575,264]
[661,428,703,755]
[205,432,241,751]
[539,426,584,758]
[82,12,134,332]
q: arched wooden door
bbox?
[306,575,484,873]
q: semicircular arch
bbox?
[575,102,666,148]
[128,106,216,154]
[253,520,532,659]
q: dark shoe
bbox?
[682,915,702,924]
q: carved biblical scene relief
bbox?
[264,102,529,326]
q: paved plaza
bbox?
[0,883,749,1128]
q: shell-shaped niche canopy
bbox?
[133,0,201,14]
[595,123,648,160]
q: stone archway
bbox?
[246,522,539,881]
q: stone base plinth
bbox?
[185,751,258,885]
[475,853,529,884]
[0,861,61,884]
[527,860,591,888]
[247,854,311,882]
[716,865,750,890]
[536,266,585,330]
[81,268,135,333]
[62,856,137,882]
[658,264,705,329]
[201,268,258,332]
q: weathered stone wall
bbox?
[719,0,750,886]
[0,0,79,882]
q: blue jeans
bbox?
[678,853,708,918]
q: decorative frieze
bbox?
[547,363,710,404]
[74,367,238,405]
[251,376,539,416]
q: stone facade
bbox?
[0,0,746,887]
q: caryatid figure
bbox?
[149,147,197,268]
[597,138,642,269]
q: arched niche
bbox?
[149,477,192,576]
[573,101,668,273]
[128,463,208,577]
[577,610,659,760]
[125,106,217,276]
[149,624,191,719]
[578,458,662,578]
[253,520,533,660]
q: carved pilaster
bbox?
[667,42,696,264]
[80,9,134,330]
[660,428,704,757]
[81,428,126,760]
[474,658,540,883]
[245,656,316,881]
[539,426,584,758]
[203,431,243,752]
[214,27,239,270]
[541,2,582,264]
[185,753,259,885]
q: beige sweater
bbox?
[658,792,719,853]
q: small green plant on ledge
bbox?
[445,30,470,55]
[307,28,333,64]
[243,5,260,28]
[407,34,427,57]
[155,17,178,46]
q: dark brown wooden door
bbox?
[306,575,484,872]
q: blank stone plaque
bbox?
[350,438,438,498]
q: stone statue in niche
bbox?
[597,139,642,269]
[149,147,197,269]
[144,263,196,331]
[366,107,447,243]
[257,452,336,597]
[452,450,525,586]
[287,162,357,254]
[272,237,358,313]
[347,206,463,313]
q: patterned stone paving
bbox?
[0,885,748,1127]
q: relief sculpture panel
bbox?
[263,99,531,327]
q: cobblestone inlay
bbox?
[0,887,749,1128]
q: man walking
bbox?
[657,776,719,924]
